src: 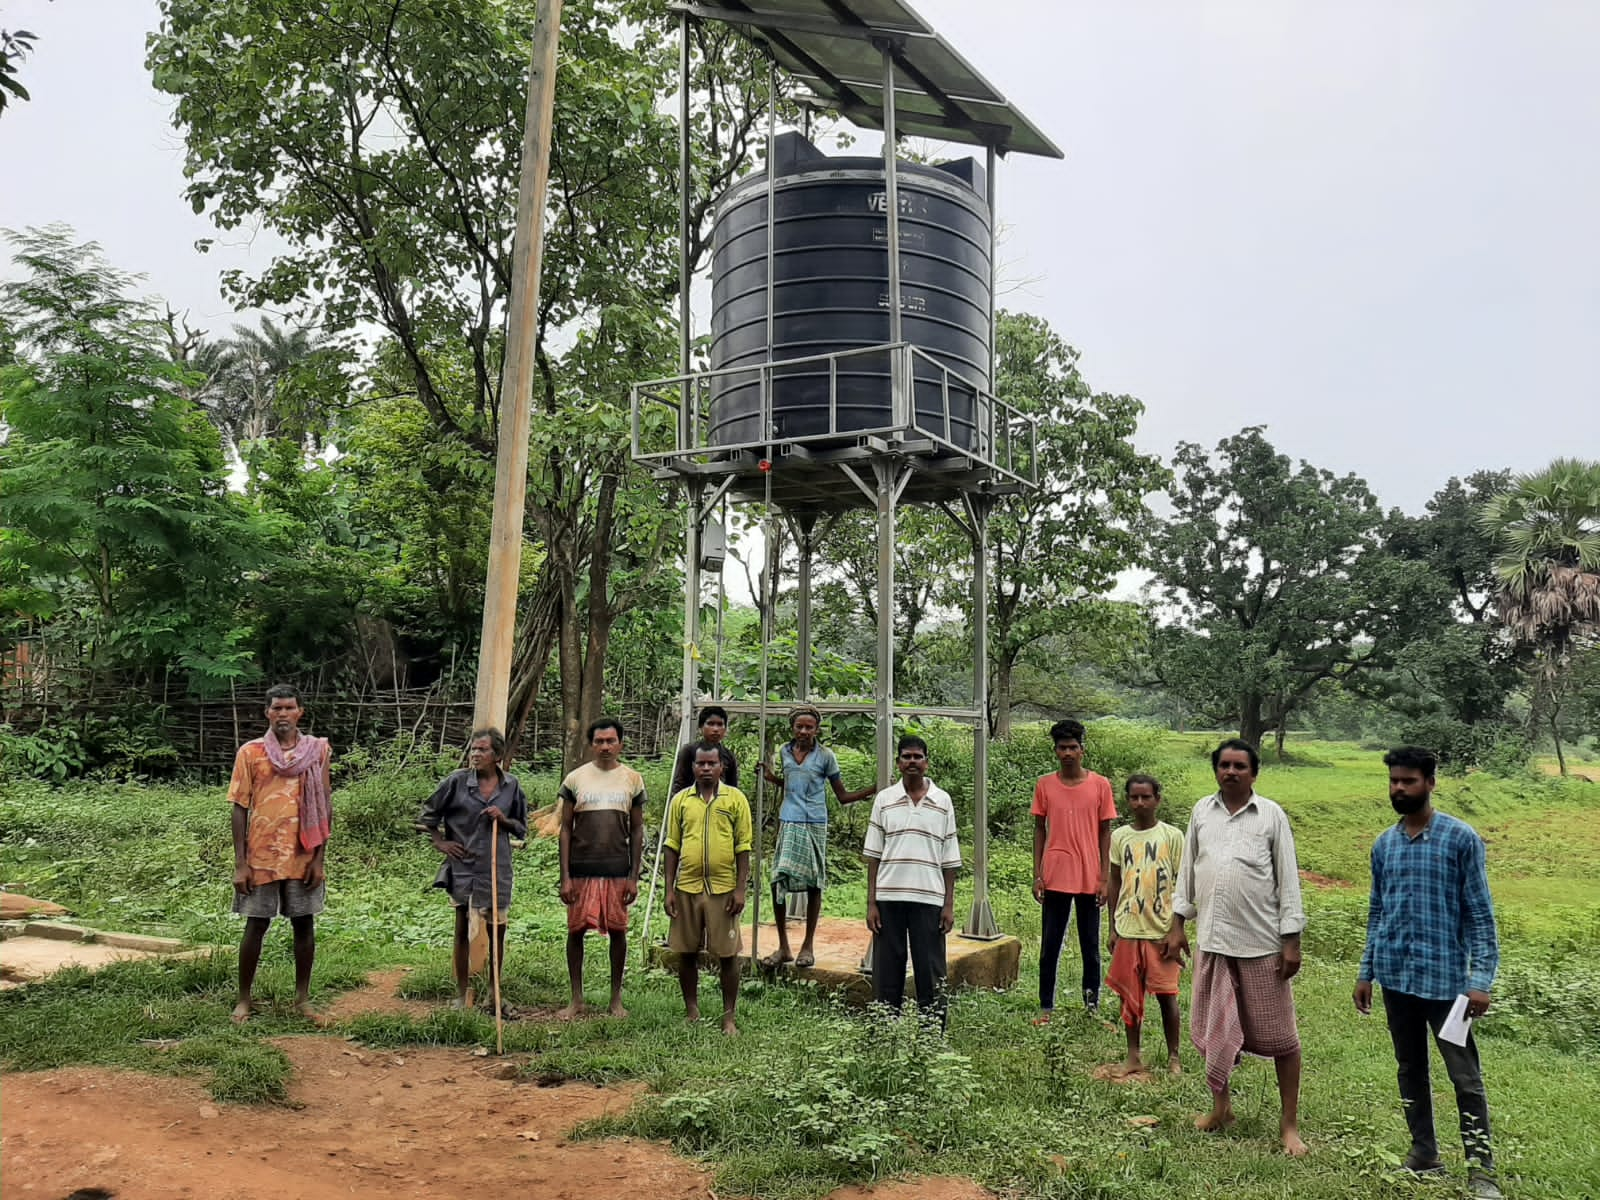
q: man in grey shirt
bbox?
[1162,738,1307,1156]
[417,728,529,1010]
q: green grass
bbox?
[3,734,1599,1197]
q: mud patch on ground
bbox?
[321,967,435,1022]
[1,1036,706,1200]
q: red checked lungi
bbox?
[1189,950,1300,1095]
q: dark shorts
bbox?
[232,878,325,920]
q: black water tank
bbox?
[707,132,991,450]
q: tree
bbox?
[1147,426,1440,749]
[173,316,346,452]
[794,312,1166,733]
[1479,458,1600,774]
[803,505,957,705]
[1389,471,1512,623]
[796,313,1166,732]
[1376,471,1522,762]
[981,313,1169,735]
[0,226,272,687]
[149,0,786,765]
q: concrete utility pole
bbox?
[474,0,565,734]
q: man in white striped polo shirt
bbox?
[864,734,962,1025]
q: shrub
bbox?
[333,735,462,845]
[0,722,87,782]
[1397,715,1529,775]
[639,1002,979,1172]
[987,719,1182,835]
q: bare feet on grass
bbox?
[684,1003,700,1024]
[1280,1125,1309,1157]
[1195,1105,1235,1133]
[608,1000,628,1019]
[555,1002,585,1021]
[1167,1056,1183,1076]
[721,1016,738,1037]
[230,999,253,1025]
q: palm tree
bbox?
[1478,458,1600,773]
[172,316,335,453]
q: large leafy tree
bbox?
[0,226,272,687]
[1377,471,1522,759]
[148,0,783,766]
[981,313,1168,735]
[1479,458,1600,773]
[1389,471,1512,623]
[1147,426,1439,749]
[803,312,1166,733]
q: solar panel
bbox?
[672,0,1063,159]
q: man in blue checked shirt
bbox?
[1353,746,1502,1200]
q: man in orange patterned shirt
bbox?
[229,683,332,1023]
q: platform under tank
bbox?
[707,132,991,452]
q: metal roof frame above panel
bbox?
[669,0,1063,159]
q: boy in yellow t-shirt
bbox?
[664,743,752,1035]
[1105,774,1186,1076]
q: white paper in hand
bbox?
[1439,993,1473,1047]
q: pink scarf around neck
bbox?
[258,732,332,852]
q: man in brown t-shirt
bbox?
[557,718,646,1018]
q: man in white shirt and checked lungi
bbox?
[1163,737,1308,1157]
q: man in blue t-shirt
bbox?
[759,705,875,968]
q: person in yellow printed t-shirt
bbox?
[1105,774,1185,1077]
[663,742,752,1036]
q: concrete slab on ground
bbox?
[648,914,1019,1004]
[0,920,201,988]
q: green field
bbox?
[3,732,1598,1199]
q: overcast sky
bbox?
[4,0,1597,513]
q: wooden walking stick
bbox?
[490,816,504,1055]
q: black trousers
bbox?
[1381,987,1494,1170]
[1040,890,1100,1010]
[873,900,947,1024]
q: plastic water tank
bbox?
[707,132,991,450]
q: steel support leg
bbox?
[788,512,817,926]
[873,463,902,784]
[963,493,1000,938]
[795,513,816,699]
[643,478,705,960]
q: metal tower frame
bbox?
[635,0,1062,959]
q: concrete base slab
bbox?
[1,937,174,987]
[648,914,1019,1006]
[1,921,202,988]
[20,920,97,942]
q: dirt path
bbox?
[320,967,434,1022]
[1,1033,994,1200]
[2,1036,705,1200]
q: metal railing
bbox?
[630,341,1038,489]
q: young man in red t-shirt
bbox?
[1031,718,1117,1020]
